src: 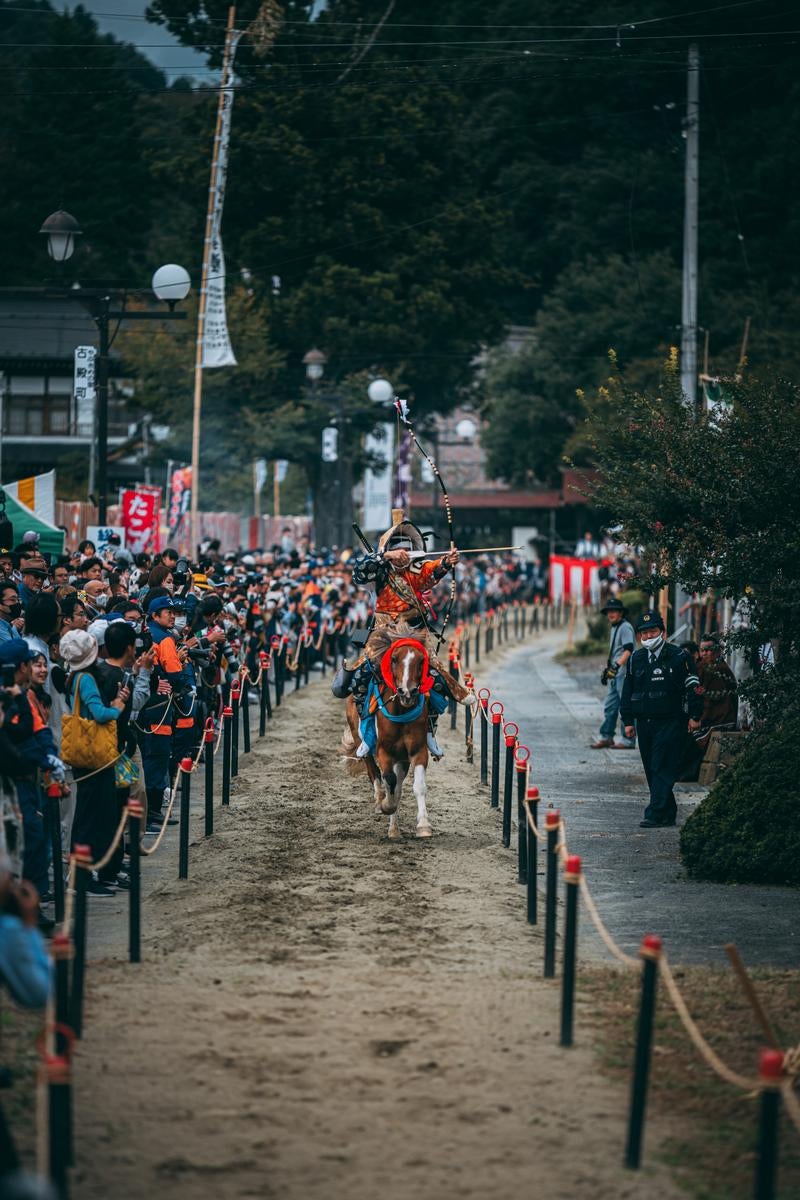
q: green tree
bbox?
[585,354,800,722]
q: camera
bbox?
[173,556,190,588]
[600,665,619,686]
[1,663,16,689]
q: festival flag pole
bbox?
[190,5,239,555]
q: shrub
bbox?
[680,714,800,886]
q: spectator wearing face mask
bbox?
[0,582,24,644]
[82,578,112,618]
[620,611,704,829]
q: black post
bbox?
[242,676,251,754]
[304,635,311,685]
[479,697,489,787]
[178,758,191,880]
[95,294,110,523]
[272,639,282,707]
[262,654,273,723]
[465,676,474,764]
[52,932,73,1167]
[560,856,581,1048]
[231,684,240,777]
[222,705,233,806]
[259,659,268,737]
[625,935,662,1169]
[46,783,65,924]
[754,1050,784,1200]
[204,722,214,835]
[544,812,560,979]
[514,605,519,639]
[502,726,517,846]
[521,604,527,638]
[128,800,142,963]
[48,1051,71,1200]
[68,848,90,1039]
[464,630,470,671]
[320,627,328,677]
[526,784,539,921]
[490,712,502,809]
[475,619,481,664]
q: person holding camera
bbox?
[591,598,636,750]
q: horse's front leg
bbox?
[387,761,407,839]
[376,746,399,816]
[411,748,432,837]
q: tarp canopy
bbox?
[1,491,65,557]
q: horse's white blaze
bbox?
[400,648,414,695]
[413,763,430,830]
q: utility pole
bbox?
[681,43,700,413]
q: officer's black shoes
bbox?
[639,817,677,828]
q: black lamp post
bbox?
[36,211,191,523]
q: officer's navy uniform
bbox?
[620,623,703,826]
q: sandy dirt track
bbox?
[70,669,684,1200]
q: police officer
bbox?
[620,611,703,828]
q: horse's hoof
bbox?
[416,823,433,838]
[388,825,403,840]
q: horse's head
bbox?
[389,641,426,709]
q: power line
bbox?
[0,0,771,29]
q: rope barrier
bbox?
[660,953,762,1092]
[81,805,130,874]
[452,612,800,1112]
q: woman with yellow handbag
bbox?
[59,630,129,898]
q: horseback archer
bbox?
[332,508,472,760]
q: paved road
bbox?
[481,639,800,967]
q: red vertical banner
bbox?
[168,467,193,543]
[122,488,161,555]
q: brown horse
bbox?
[342,630,433,839]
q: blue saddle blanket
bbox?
[359,679,448,755]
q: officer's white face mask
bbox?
[641,632,664,654]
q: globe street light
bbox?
[367,377,393,404]
[152,264,192,309]
[39,210,82,263]
[34,210,191,521]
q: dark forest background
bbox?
[1,0,797,501]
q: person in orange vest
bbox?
[140,595,188,832]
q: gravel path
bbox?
[68,646,684,1200]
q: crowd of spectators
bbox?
[0,528,380,938]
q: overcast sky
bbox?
[83,0,210,76]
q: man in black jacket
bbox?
[621,611,703,828]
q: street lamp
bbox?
[367,377,393,405]
[152,264,192,309]
[39,210,81,262]
[35,210,191,521]
[303,347,327,382]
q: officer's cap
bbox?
[635,611,664,633]
[0,639,36,667]
[147,595,176,617]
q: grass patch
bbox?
[578,964,800,1199]
[556,638,608,659]
[0,1002,44,1167]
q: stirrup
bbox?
[427,732,444,760]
